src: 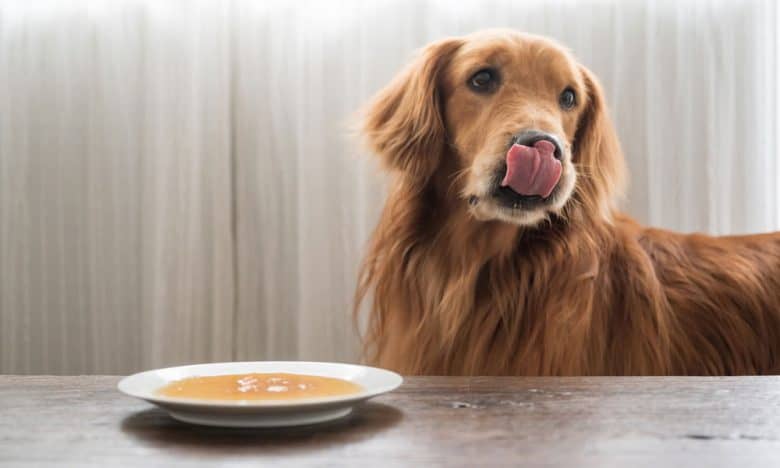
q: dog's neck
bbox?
[428,183,613,272]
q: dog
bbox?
[355,30,780,376]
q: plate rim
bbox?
[117,360,403,409]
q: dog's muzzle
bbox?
[490,130,564,207]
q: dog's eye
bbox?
[559,87,577,109]
[468,68,498,93]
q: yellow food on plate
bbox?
[156,373,363,401]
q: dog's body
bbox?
[357,30,780,375]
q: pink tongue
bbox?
[501,140,562,198]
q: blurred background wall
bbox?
[1,0,778,374]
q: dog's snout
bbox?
[511,130,563,160]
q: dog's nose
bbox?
[511,130,563,160]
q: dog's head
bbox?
[363,30,625,227]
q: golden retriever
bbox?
[355,30,780,375]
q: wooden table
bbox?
[2,376,780,466]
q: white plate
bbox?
[118,361,403,428]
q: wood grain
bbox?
[2,376,780,466]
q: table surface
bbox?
[3,376,780,467]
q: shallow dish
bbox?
[118,361,403,427]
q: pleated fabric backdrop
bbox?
[1,0,778,374]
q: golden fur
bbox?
[356,30,780,375]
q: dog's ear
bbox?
[572,65,627,218]
[362,39,461,183]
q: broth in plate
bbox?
[157,372,363,401]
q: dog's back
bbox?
[636,223,780,374]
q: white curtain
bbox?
[1,0,778,374]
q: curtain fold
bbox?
[0,1,235,373]
[0,0,777,374]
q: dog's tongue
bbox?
[501,140,562,198]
